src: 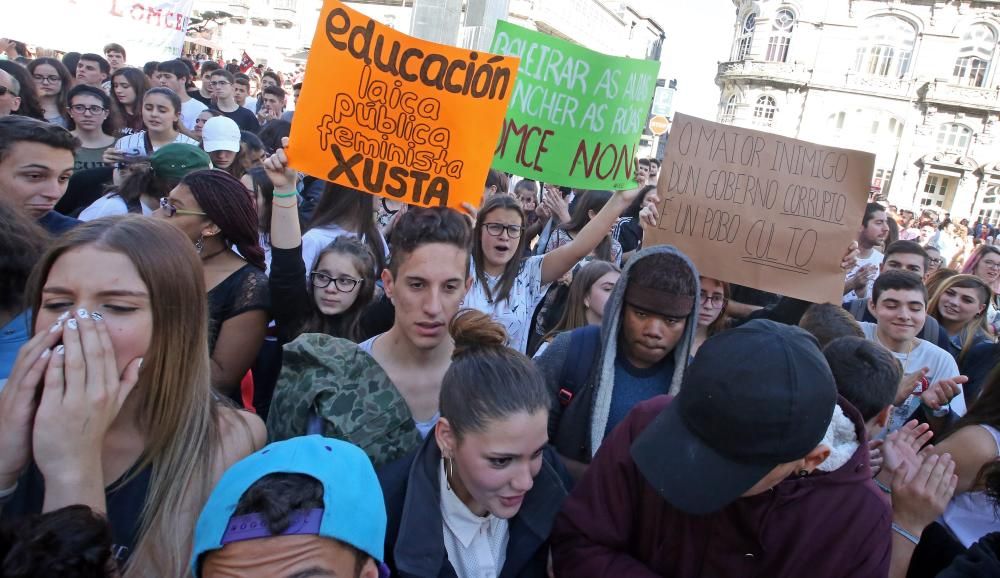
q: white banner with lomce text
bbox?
[2,0,194,64]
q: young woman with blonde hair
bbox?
[0,216,265,577]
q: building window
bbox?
[855,16,916,78]
[721,95,739,123]
[936,123,973,152]
[921,175,950,207]
[954,24,996,87]
[766,9,795,63]
[735,13,756,60]
[873,168,893,195]
[270,0,297,8]
[827,111,847,130]
[753,95,777,126]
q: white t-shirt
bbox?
[462,255,550,354]
[242,96,258,114]
[844,248,883,302]
[180,97,208,131]
[860,322,966,431]
[78,193,154,221]
[114,131,198,156]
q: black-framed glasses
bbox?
[699,291,726,309]
[0,86,18,97]
[928,257,944,265]
[981,259,1000,271]
[310,272,362,292]
[483,223,523,238]
[70,104,107,115]
[158,197,206,218]
[32,74,61,84]
[209,80,231,87]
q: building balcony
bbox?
[716,60,810,88]
[921,79,1000,113]
[227,1,249,19]
[271,0,296,25]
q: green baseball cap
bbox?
[150,143,211,181]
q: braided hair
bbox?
[180,169,266,270]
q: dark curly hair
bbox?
[388,207,470,276]
[0,505,118,578]
[180,169,266,271]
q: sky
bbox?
[638,0,736,120]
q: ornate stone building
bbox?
[715,0,1000,223]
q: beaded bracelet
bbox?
[273,190,298,198]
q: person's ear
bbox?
[381,268,394,299]
[464,273,474,292]
[359,557,380,578]
[867,298,878,317]
[435,417,457,458]
[875,405,892,428]
[801,444,831,474]
[201,224,221,238]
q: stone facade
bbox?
[715,0,1000,223]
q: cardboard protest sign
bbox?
[490,21,660,190]
[645,113,873,304]
[2,0,193,64]
[287,0,518,209]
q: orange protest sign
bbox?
[287,0,519,209]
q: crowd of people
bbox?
[1,39,999,578]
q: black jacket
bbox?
[377,432,570,578]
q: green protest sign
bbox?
[490,20,660,190]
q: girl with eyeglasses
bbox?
[255,147,377,344]
[927,275,995,363]
[26,58,72,128]
[109,67,150,137]
[466,187,644,354]
[66,85,117,172]
[154,169,270,405]
[0,216,265,578]
[691,276,731,357]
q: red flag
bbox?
[239,51,255,73]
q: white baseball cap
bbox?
[202,116,241,153]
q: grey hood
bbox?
[588,244,700,455]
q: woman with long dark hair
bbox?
[691,276,731,356]
[543,190,622,264]
[534,260,620,357]
[104,88,197,162]
[301,182,388,277]
[26,58,72,128]
[464,189,641,354]
[110,67,149,137]
[155,169,270,401]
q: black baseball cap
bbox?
[630,319,837,515]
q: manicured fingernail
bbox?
[54,345,64,355]
[90,312,103,321]
[49,321,62,333]
[41,348,51,358]
[76,308,88,318]
[66,319,78,330]
[57,311,70,322]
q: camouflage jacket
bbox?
[267,333,422,466]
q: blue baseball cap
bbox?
[190,435,387,577]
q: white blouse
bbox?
[439,461,509,578]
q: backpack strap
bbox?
[921,315,943,348]
[557,325,602,407]
[847,298,867,321]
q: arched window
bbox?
[766,9,796,63]
[855,16,916,77]
[954,24,996,87]
[753,95,777,126]
[735,12,756,60]
[721,95,739,123]
[936,123,973,152]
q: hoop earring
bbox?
[194,235,204,253]
[445,457,455,490]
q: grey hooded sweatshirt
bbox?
[535,245,700,463]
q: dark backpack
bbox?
[556,324,602,407]
[547,325,602,463]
